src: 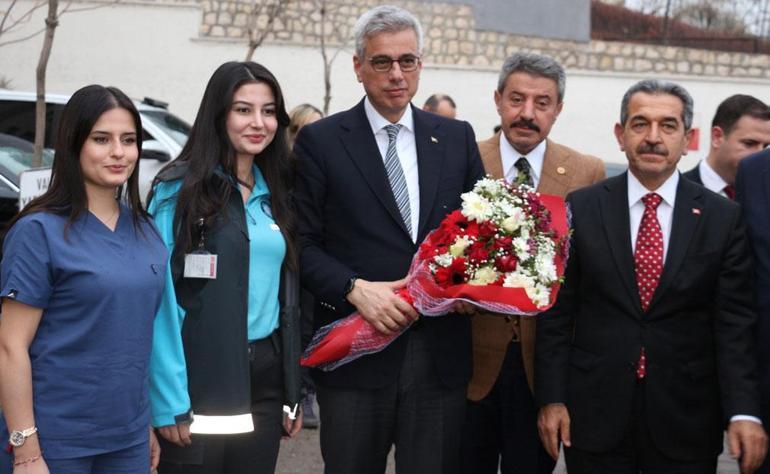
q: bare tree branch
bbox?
[0,0,117,47]
[0,0,47,37]
[33,0,59,168]
[245,0,287,61]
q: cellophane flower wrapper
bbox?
[301,179,570,371]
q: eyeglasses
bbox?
[367,55,421,72]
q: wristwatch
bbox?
[343,276,358,298]
[9,426,37,447]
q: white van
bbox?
[0,89,190,216]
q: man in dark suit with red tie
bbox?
[683,95,770,198]
[737,148,770,474]
[535,79,767,473]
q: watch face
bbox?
[9,431,24,447]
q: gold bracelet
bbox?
[13,451,42,466]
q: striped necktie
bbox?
[383,124,412,235]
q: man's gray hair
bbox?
[497,53,566,102]
[620,79,694,130]
[353,5,424,59]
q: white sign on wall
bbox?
[19,168,52,210]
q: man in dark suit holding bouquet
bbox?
[536,79,767,473]
[293,5,483,473]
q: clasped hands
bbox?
[346,277,476,336]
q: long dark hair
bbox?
[10,85,146,231]
[154,61,296,269]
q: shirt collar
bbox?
[699,159,728,193]
[500,137,546,181]
[627,169,679,209]
[364,96,414,135]
[216,163,270,198]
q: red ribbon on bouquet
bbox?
[301,192,569,371]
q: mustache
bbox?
[636,143,668,156]
[510,119,540,133]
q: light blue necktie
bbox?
[384,124,412,235]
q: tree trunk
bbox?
[320,1,331,115]
[33,0,58,168]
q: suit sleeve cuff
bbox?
[730,415,763,425]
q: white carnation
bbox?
[525,284,551,308]
[469,266,499,286]
[461,191,494,222]
[513,237,531,261]
[503,271,535,290]
[534,251,558,283]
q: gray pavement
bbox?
[276,422,741,473]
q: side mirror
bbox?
[142,140,172,162]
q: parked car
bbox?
[0,89,190,211]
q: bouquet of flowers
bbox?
[301,178,570,371]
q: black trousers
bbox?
[460,341,556,474]
[157,334,284,474]
[316,328,467,474]
[565,382,717,474]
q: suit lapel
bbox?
[413,107,445,242]
[338,100,411,238]
[649,176,704,310]
[599,174,642,314]
[479,133,504,180]
[538,139,572,196]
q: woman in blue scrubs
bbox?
[0,85,167,472]
[148,62,301,473]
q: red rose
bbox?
[495,254,518,273]
[478,221,498,239]
[493,235,513,251]
[468,242,490,264]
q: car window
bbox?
[141,110,190,147]
[0,147,54,182]
[0,100,65,148]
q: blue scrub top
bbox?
[0,207,167,458]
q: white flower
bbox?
[525,284,551,308]
[461,191,494,222]
[534,251,558,283]
[434,253,454,267]
[501,207,527,233]
[469,266,499,286]
[513,237,531,261]
[475,178,503,197]
[503,271,535,290]
[449,236,471,257]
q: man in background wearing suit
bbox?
[293,5,483,474]
[461,52,605,474]
[737,148,770,474]
[683,95,770,198]
[536,79,767,473]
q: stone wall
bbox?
[199,0,770,79]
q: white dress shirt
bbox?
[698,160,729,197]
[500,136,546,188]
[364,97,420,242]
[627,170,761,425]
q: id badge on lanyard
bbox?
[184,218,218,279]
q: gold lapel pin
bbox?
[556,166,566,175]
[430,136,438,144]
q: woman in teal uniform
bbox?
[148,61,301,473]
[0,85,167,472]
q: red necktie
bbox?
[634,193,663,379]
[723,184,735,200]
